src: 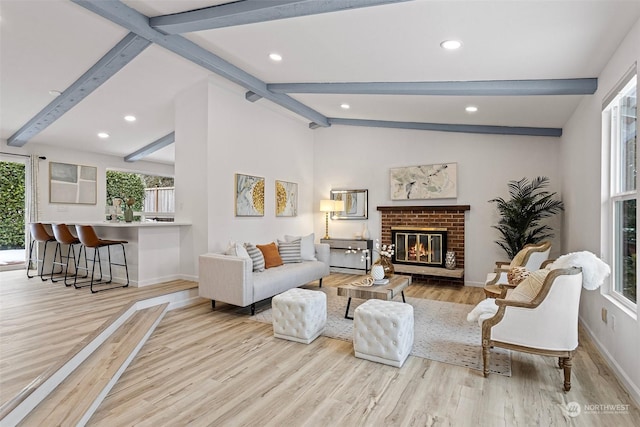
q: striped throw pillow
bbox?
[244,243,265,272]
[277,239,302,263]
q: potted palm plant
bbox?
[489,176,564,259]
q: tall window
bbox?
[603,70,637,309]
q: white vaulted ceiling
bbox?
[1,0,639,164]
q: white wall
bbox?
[174,77,316,276]
[313,125,562,286]
[561,18,640,404]
[174,80,210,280]
[1,141,173,223]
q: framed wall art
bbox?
[276,180,297,217]
[235,173,265,216]
[49,161,97,204]
[390,163,457,200]
[330,189,368,219]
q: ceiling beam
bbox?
[328,118,562,137]
[72,0,330,127]
[7,33,150,147]
[245,91,263,102]
[150,0,411,34]
[268,78,598,96]
[125,132,175,162]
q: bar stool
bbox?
[27,222,59,281]
[75,225,130,293]
[50,224,88,287]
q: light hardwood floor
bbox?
[1,270,638,426]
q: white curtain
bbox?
[25,154,41,245]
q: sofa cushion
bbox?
[257,242,283,269]
[284,233,316,261]
[244,243,265,272]
[278,238,302,263]
[225,242,250,260]
[507,269,550,302]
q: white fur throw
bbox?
[547,251,611,290]
[466,298,498,326]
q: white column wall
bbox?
[175,80,209,280]
[312,125,562,286]
[561,18,640,404]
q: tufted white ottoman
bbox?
[353,299,414,367]
[272,288,327,344]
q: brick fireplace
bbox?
[377,205,470,286]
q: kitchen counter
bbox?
[41,221,191,287]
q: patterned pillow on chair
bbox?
[507,267,530,285]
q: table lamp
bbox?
[320,199,345,239]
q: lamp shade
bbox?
[320,199,335,212]
[320,199,345,212]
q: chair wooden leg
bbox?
[562,356,573,391]
[558,357,564,369]
[482,345,490,377]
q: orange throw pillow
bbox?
[256,242,283,269]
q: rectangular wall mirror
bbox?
[330,189,368,219]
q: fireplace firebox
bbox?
[391,227,447,268]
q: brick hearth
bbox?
[377,205,470,286]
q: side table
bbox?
[320,238,373,273]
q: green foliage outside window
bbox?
[106,170,145,211]
[0,161,25,249]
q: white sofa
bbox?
[198,243,330,315]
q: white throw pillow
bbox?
[224,241,250,260]
[284,233,316,261]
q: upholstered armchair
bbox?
[481,266,583,391]
[484,241,552,298]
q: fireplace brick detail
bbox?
[377,205,470,286]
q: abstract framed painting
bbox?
[390,163,457,200]
[235,173,265,216]
[275,180,297,217]
[49,161,97,204]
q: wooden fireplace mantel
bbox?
[377,205,470,212]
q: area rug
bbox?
[250,287,511,376]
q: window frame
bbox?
[602,70,638,312]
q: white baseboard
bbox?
[579,316,640,407]
[136,274,184,287]
[179,273,198,282]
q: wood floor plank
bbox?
[0,270,195,405]
[2,270,639,426]
[18,303,168,426]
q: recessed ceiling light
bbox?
[440,40,462,50]
[465,105,478,113]
[124,115,136,122]
[269,53,282,62]
[97,132,110,139]
[340,103,350,109]
[48,90,62,96]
